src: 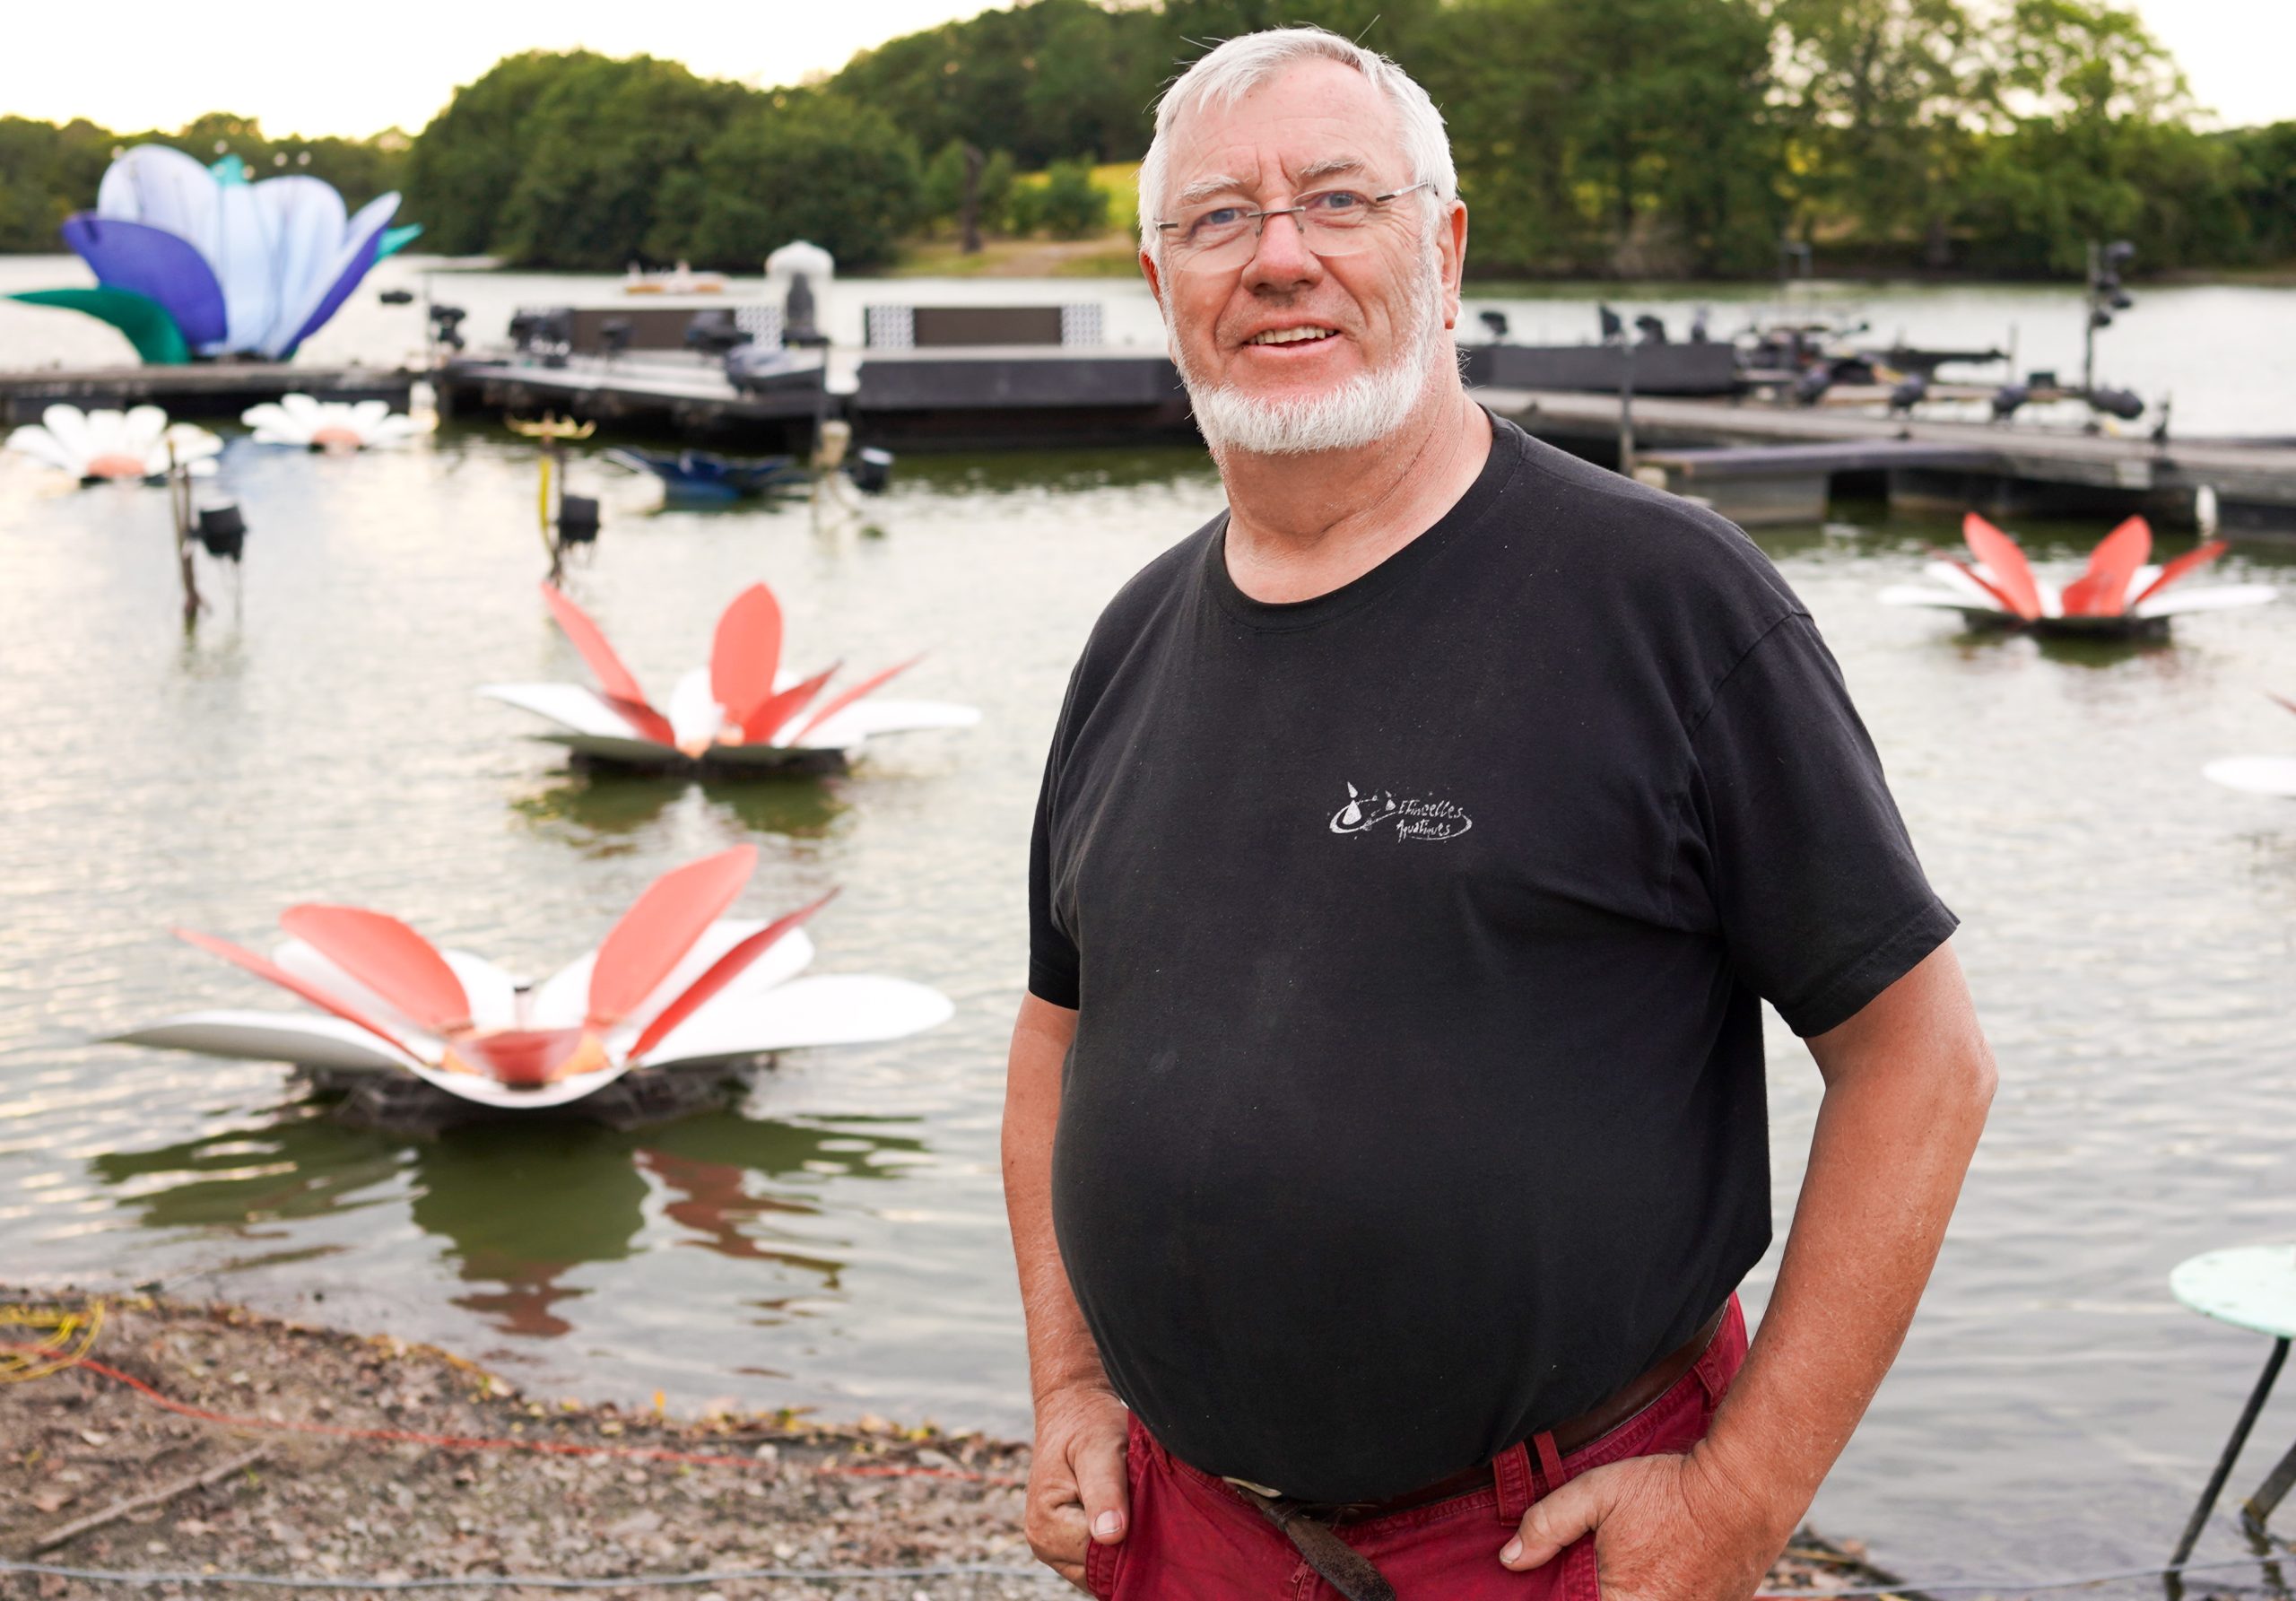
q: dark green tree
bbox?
[404,51,612,256]
[665,91,922,270]
[1038,159,1112,237]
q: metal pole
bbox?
[2171,1336,2289,1569]
[2083,241,2100,397]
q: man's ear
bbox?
[1141,248,1178,362]
[1440,200,1469,331]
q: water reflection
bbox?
[91,1108,926,1339]
[510,770,852,855]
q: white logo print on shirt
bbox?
[1328,782,1474,842]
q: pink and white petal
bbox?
[478,683,657,742]
[667,666,726,751]
[2204,756,2296,797]
[637,974,952,1066]
[2133,585,2277,619]
[401,1054,634,1110]
[1921,561,2009,611]
[105,1008,420,1071]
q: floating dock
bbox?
[0,365,414,426]
[1484,387,2296,534]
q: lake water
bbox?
[5,257,2296,1591]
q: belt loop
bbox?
[1492,1440,1535,1522]
[1533,1429,1568,1492]
[1692,1295,1744,1407]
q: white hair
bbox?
[1173,232,1451,457]
[1136,26,1457,261]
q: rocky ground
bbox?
[3,1288,1905,1599]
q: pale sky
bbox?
[4,0,2291,136]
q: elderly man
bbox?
[1004,27,1994,1601]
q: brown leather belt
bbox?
[1229,1302,1730,1601]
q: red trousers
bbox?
[1087,1298,1748,1601]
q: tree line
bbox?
[3,0,2289,279]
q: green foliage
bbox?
[491,56,749,271]
[404,51,590,255]
[1037,160,1112,238]
[668,91,922,270]
[4,0,2292,279]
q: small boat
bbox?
[2205,693,2296,799]
[108,845,952,1127]
[622,261,726,296]
[604,447,807,504]
[483,580,979,772]
[1878,513,2274,638]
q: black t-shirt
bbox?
[1028,414,1955,1503]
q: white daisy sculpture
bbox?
[483,582,981,772]
[241,394,426,451]
[108,845,952,1114]
[4,404,221,483]
[1879,513,2274,637]
[2205,693,2296,799]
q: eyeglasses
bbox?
[1154,181,1432,274]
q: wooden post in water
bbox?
[167,441,204,631]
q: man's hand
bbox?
[1024,1381,1131,1592]
[1498,1447,1784,1601]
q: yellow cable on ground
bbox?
[0,1298,104,1382]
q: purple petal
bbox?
[61,213,228,349]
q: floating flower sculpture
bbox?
[7,144,419,364]
[1879,513,2274,636]
[483,582,980,770]
[2205,693,2296,799]
[242,394,426,450]
[4,404,220,482]
[109,846,952,1112]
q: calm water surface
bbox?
[4,259,2296,1586]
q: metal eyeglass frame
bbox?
[1154,180,1434,263]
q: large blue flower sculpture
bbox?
[11,145,420,364]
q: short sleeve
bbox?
[1028,721,1082,1010]
[1686,613,1957,1037]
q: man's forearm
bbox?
[1002,994,1109,1401]
[1695,944,1996,1544]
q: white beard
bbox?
[1170,249,1448,457]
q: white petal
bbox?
[797,698,979,747]
[2205,756,2296,797]
[2134,585,2276,619]
[667,666,724,749]
[441,951,521,1031]
[478,683,659,742]
[5,426,76,472]
[41,405,96,464]
[639,974,952,1066]
[105,1008,417,1071]
[401,1055,634,1110]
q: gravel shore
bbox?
[2,1288,1899,1599]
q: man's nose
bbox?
[1242,209,1321,290]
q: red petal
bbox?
[540,582,673,743]
[2129,541,2229,609]
[173,928,420,1060]
[278,905,472,1033]
[586,846,758,1029]
[737,663,839,744]
[2059,517,2151,617]
[709,584,784,728]
[787,657,920,745]
[628,892,838,1063]
[1960,514,2045,621]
